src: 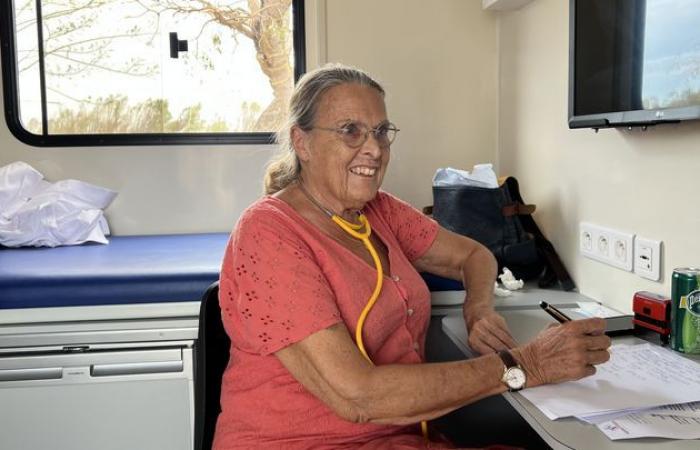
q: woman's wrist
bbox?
[511,346,544,388]
[464,303,494,329]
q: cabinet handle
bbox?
[0,367,62,382]
[91,360,183,377]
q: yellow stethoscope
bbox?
[299,182,430,440]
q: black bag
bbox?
[429,177,575,291]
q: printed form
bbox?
[596,401,700,440]
[519,343,700,422]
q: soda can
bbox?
[670,268,700,353]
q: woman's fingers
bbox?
[583,365,597,377]
[572,317,607,335]
[468,313,518,353]
[519,318,613,385]
[586,349,611,366]
[585,334,612,351]
[469,330,510,353]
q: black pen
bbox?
[539,301,572,324]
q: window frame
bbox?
[0,0,306,147]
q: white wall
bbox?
[0,0,499,235]
[5,0,685,312]
[324,0,499,210]
[497,0,700,312]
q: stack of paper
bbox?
[587,402,700,440]
[520,343,700,440]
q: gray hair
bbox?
[263,63,385,195]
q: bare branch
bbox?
[50,52,155,76]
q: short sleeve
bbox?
[371,191,439,262]
[219,206,342,355]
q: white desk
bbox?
[431,287,605,320]
[439,288,700,450]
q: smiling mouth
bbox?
[349,167,377,177]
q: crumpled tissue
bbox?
[433,163,499,188]
[499,267,524,291]
[0,161,117,248]
[494,267,525,297]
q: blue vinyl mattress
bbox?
[0,233,230,309]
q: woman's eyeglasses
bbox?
[312,121,399,149]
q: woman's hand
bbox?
[466,308,518,354]
[513,318,612,387]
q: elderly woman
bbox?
[214,64,611,449]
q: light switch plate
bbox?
[634,237,662,281]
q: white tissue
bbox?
[494,281,513,297]
[0,161,117,248]
[432,164,499,188]
[498,267,524,291]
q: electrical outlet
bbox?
[634,237,662,281]
[580,227,593,253]
[580,222,634,271]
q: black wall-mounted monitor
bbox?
[569,0,700,129]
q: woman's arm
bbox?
[413,227,516,354]
[275,319,611,425]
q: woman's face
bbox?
[295,83,391,214]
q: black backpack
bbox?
[429,177,575,291]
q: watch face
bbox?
[504,367,526,390]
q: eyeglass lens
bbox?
[342,122,397,148]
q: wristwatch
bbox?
[498,350,526,392]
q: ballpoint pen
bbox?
[539,301,572,324]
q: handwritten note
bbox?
[520,343,700,420]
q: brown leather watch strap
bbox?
[497,349,518,369]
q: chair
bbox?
[194,281,231,450]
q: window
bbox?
[1,0,306,146]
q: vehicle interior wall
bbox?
[0,0,498,235]
[498,0,700,313]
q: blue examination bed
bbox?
[0,233,230,309]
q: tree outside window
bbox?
[2,0,305,146]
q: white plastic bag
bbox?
[432,163,499,188]
[0,161,117,248]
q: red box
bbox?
[632,291,671,336]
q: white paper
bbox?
[432,164,499,188]
[0,161,117,247]
[578,406,657,424]
[0,161,50,217]
[597,402,700,440]
[571,302,626,319]
[579,401,700,424]
[520,343,700,420]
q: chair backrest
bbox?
[194,281,231,450]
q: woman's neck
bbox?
[297,180,362,224]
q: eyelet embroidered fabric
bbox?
[214,191,440,450]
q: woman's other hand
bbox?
[414,227,516,354]
[466,308,518,355]
[513,318,611,387]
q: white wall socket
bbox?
[580,222,634,271]
[634,237,662,281]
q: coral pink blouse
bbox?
[214,191,443,449]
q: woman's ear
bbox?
[291,126,310,162]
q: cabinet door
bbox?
[0,347,193,450]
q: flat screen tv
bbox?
[569,0,700,129]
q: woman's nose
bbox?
[361,133,384,157]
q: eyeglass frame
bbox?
[309,121,400,149]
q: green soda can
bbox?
[671,268,700,353]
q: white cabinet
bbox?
[0,304,199,450]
